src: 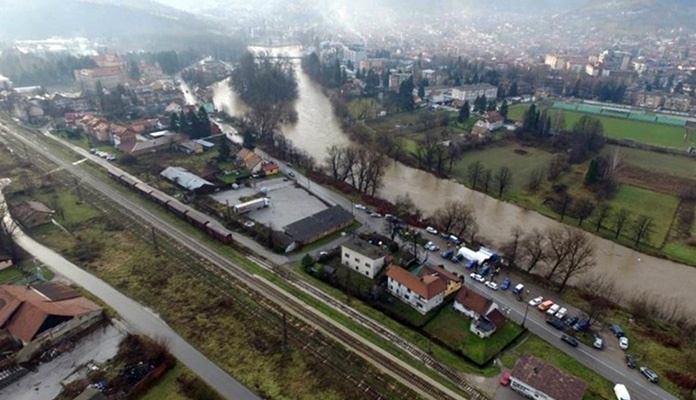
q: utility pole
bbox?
[282,312,288,352]
[73,178,83,201]
[522,303,531,328]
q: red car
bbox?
[500,370,511,386]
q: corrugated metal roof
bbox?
[160,166,214,191]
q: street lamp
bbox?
[522,302,531,328]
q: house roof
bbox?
[245,154,263,170]
[386,265,447,300]
[455,287,493,316]
[160,167,214,191]
[284,205,353,243]
[484,111,503,123]
[419,265,459,285]
[0,283,101,343]
[236,148,253,160]
[511,355,587,400]
[262,162,279,173]
[343,239,390,261]
[485,308,507,330]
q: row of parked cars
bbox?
[90,148,116,161]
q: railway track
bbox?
[0,123,488,400]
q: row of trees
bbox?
[169,106,211,139]
[0,50,97,86]
[301,53,346,89]
[467,161,514,198]
[324,145,389,197]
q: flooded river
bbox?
[212,46,696,315]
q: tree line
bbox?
[0,50,97,86]
[169,106,211,139]
[324,145,389,197]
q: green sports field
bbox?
[507,104,693,149]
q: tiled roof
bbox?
[386,265,447,300]
[455,287,492,316]
[512,355,587,400]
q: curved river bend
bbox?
[213,46,696,316]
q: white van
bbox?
[614,384,630,400]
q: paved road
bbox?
[0,195,258,398]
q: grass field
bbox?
[450,144,555,194]
[602,145,696,180]
[501,335,614,400]
[508,104,693,149]
[610,185,680,247]
[141,361,224,400]
[0,266,22,283]
[424,307,524,365]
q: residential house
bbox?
[385,265,447,314]
[471,125,490,138]
[418,265,461,296]
[451,84,498,102]
[12,201,53,228]
[236,148,263,173]
[635,91,664,108]
[475,111,504,131]
[160,166,216,194]
[470,308,506,338]
[261,162,280,176]
[341,239,391,279]
[453,287,498,319]
[0,282,103,345]
[510,355,587,400]
[110,125,136,148]
[178,140,204,154]
[118,132,187,156]
[663,94,692,112]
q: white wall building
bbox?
[385,265,446,314]
[341,239,390,279]
[451,83,498,102]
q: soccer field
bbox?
[507,104,693,149]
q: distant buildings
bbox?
[388,72,413,91]
[451,83,498,102]
[74,67,125,92]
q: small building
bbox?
[476,111,504,131]
[510,355,587,400]
[341,239,391,279]
[12,201,54,228]
[283,206,354,245]
[236,148,263,173]
[385,265,447,314]
[178,140,204,154]
[261,162,280,176]
[160,166,216,194]
[470,308,506,338]
[453,287,497,319]
[418,265,461,296]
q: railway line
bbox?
[0,122,488,400]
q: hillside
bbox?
[0,0,216,41]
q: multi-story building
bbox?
[388,72,413,91]
[635,91,665,108]
[74,67,125,92]
[341,239,390,279]
[386,265,446,314]
[544,54,565,70]
[450,83,498,102]
[663,94,692,112]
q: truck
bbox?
[233,198,270,214]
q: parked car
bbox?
[355,204,366,210]
[441,249,455,259]
[288,172,296,178]
[619,337,629,350]
[625,354,637,369]
[538,300,555,311]
[555,307,567,320]
[528,296,544,307]
[640,367,659,383]
[512,283,525,295]
[593,336,604,349]
[564,316,579,327]
[470,273,485,283]
[448,235,461,245]
[500,278,511,291]
[608,323,625,338]
[546,318,565,330]
[370,212,382,218]
[572,319,590,332]
[452,254,465,263]
[243,221,255,228]
[426,226,438,235]
[500,371,511,386]
[561,334,579,347]
[485,281,499,290]
[479,265,491,277]
[546,304,561,315]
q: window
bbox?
[404,295,409,300]
[364,263,370,267]
[344,253,349,258]
[354,257,359,262]
[365,271,369,276]
[417,302,423,309]
[355,266,358,270]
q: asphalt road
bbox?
[0,190,259,400]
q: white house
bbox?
[453,287,497,319]
[341,239,390,279]
[510,355,587,400]
[450,83,498,102]
[475,111,504,131]
[386,265,446,314]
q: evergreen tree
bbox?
[418,81,426,99]
[398,76,415,111]
[585,158,599,185]
[179,110,190,135]
[169,112,179,132]
[500,100,509,120]
[458,101,470,123]
[509,81,519,97]
[186,110,200,137]
[197,105,211,137]
[217,137,231,161]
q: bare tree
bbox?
[547,155,568,181]
[325,145,344,180]
[545,226,572,280]
[631,215,654,247]
[0,200,19,262]
[592,202,612,233]
[431,200,476,240]
[526,167,544,192]
[613,208,631,239]
[467,161,484,189]
[520,229,547,272]
[394,193,419,220]
[555,230,595,293]
[571,197,596,227]
[494,166,513,198]
[500,226,524,267]
[482,168,493,193]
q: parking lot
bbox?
[210,177,328,228]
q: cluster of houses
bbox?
[339,237,508,339]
